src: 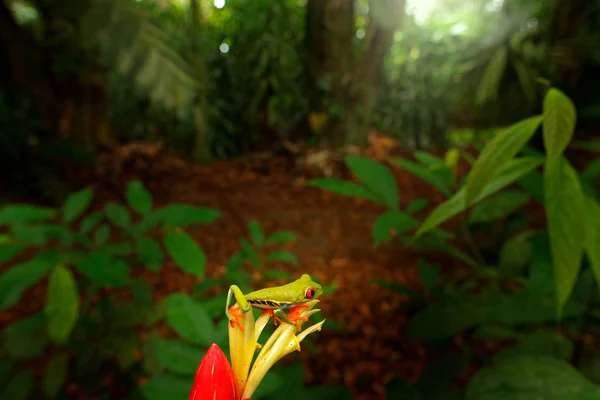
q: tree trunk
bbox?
[306,0,405,148]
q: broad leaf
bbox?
[466,355,592,400]
[136,237,164,272]
[2,314,47,360]
[406,199,429,214]
[163,231,206,277]
[345,154,399,209]
[42,354,69,398]
[141,374,192,400]
[544,157,586,314]
[153,337,205,374]
[61,187,94,223]
[498,231,535,278]
[417,157,543,235]
[0,369,35,400]
[79,212,103,234]
[468,190,530,224]
[465,115,542,205]
[543,88,576,164]
[372,211,418,248]
[75,251,130,285]
[493,330,573,363]
[158,204,221,229]
[44,266,79,343]
[165,293,214,345]
[307,178,380,204]
[94,224,110,246]
[417,258,439,295]
[0,258,53,311]
[583,196,600,287]
[0,204,55,225]
[265,231,298,244]
[0,244,26,264]
[390,158,451,196]
[248,221,265,247]
[104,202,131,228]
[126,180,153,215]
[264,249,299,266]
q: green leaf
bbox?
[468,190,530,224]
[406,199,429,214]
[493,330,573,363]
[104,202,131,228]
[136,237,164,272]
[239,237,259,268]
[141,374,192,400]
[308,178,381,204]
[94,224,110,246]
[0,204,56,225]
[265,231,298,245]
[0,258,53,311]
[126,180,153,215]
[0,369,34,400]
[44,266,79,343]
[2,314,47,360]
[371,279,421,298]
[248,220,265,247]
[543,88,577,164]
[153,337,205,374]
[158,204,221,229]
[498,231,535,278]
[583,196,600,288]
[79,211,103,234]
[418,157,543,236]
[42,354,69,398]
[418,258,439,295]
[472,325,520,340]
[61,187,94,223]
[390,158,451,197]
[373,211,418,248]
[345,154,399,209]
[559,386,600,400]
[165,293,214,345]
[264,249,299,266]
[163,231,206,277]
[465,115,542,205]
[544,157,586,315]
[0,244,26,264]
[466,355,592,400]
[75,251,130,286]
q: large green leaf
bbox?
[75,251,130,286]
[583,196,600,287]
[0,244,26,265]
[158,204,221,229]
[0,258,53,311]
[417,157,543,236]
[543,88,576,164]
[0,204,56,225]
[163,231,206,277]
[389,158,451,197]
[153,337,204,374]
[126,180,153,215]
[307,178,380,204]
[493,330,573,363]
[44,266,79,343]
[104,202,131,228]
[141,374,192,400]
[42,354,69,398]
[465,115,542,205]
[61,187,94,223]
[165,293,214,345]
[373,211,418,248]
[544,157,586,314]
[466,355,592,400]
[468,190,530,224]
[2,314,47,360]
[79,212,103,234]
[136,237,164,272]
[345,154,399,209]
[264,249,299,266]
[248,221,265,247]
[0,369,35,400]
[498,231,535,278]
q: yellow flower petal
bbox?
[228,307,257,394]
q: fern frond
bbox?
[80,0,197,118]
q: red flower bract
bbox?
[189,343,239,400]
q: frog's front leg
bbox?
[226,285,252,332]
[273,304,310,331]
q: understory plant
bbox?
[309,86,600,399]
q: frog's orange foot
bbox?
[288,305,310,331]
[262,310,284,326]
[228,305,246,333]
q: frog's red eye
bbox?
[305,287,315,299]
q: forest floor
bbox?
[3,136,468,399]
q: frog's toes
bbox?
[228,305,247,332]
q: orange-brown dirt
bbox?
[1,137,480,400]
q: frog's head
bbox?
[295,273,323,303]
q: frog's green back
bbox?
[245,274,323,305]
